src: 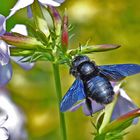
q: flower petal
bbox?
[7,0,34,19]
[0,90,27,140]
[83,99,105,116]
[0,127,9,140]
[69,101,85,112]
[0,14,6,35]
[11,56,34,70]
[39,0,65,6]
[0,111,8,126]
[0,63,12,87]
[0,40,10,66]
[111,89,138,123]
[69,98,104,116]
[11,24,28,36]
[27,6,33,18]
[119,89,132,102]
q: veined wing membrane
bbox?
[60,79,86,112]
[99,64,140,81]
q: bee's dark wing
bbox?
[99,64,140,81]
[60,79,86,112]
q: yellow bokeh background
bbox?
[1,0,140,139]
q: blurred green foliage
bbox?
[1,0,140,139]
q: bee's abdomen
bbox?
[85,76,114,104]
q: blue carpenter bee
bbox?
[60,55,140,114]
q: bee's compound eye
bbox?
[70,68,77,77]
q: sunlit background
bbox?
[0,0,140,139]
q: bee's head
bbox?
[70,55,90,77]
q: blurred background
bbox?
[0,0,140,139]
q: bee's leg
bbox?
[86,98,93,116]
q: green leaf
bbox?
[102,109,140,134]
[26,23,50,46]
[96,112,105,131]
[10,48,35,56]
[93,105,140,140]
[94,134,106,140]
[105,130,128,140]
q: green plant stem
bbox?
[53,63,67,140]
[99,94,118,133]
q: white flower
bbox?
[7,0,65,18]
[0,89,27,140]
[0,14,6,36]
[0,15,34,86]
[0,111,9,140]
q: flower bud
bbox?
[49,6,62,37]
[67,44,121,56]
[0,33,44,49]
[81,44,121,54]
[61,10,68,51]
